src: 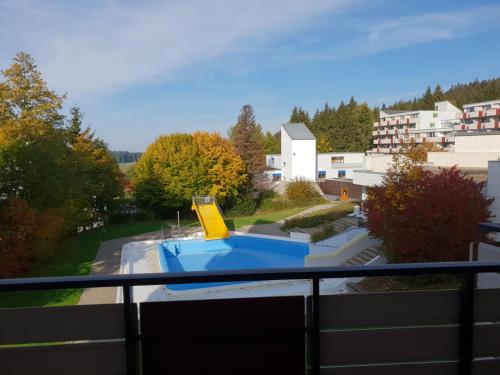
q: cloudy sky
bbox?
[1,0,500,151]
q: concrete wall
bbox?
[427,152,500,169]
[291,139,316,180]
[455,134,500,152]
[488,161,500,223]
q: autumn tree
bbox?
[0,52,123,275]
[316,135,333,152]
[365,155,491,263]
[133,132,247,216]
[228,105,266,176]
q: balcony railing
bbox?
[1,261,500,375]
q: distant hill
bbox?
[387,78,500,111]
[111,151,142,163]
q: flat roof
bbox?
[454,131,500,137]
[281,123,316,140]
[463,99,500,108]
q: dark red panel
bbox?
[140,296,305,375]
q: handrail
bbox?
[1,261,500,292]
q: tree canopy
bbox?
[0,52,123,277]
[365,153,491,263]
[228,105,266,175]
[133,132,247,216]
[386,78,500,110]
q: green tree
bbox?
[134,132,247,216]
[289,106,311,126]
[228,105,266,176]
[0,52,123,275]
[263,131,280,154]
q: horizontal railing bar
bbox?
[1,261,500,292]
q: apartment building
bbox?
[372,100,461,153]
[454,99,500,132]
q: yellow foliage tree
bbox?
[134,132,247,215]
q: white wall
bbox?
[281,126,293,180]
[488,161,500,223]
[365,154,393,173]
[427,152,500,169]
[317,153,364,179]
[455,134,500,152]
[353,170,384,187]
[291,139,316,180]
[265,154,282,169]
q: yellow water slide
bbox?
[191,196,230,240]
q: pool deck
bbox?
[79,203,342,305]
[116,232,348,303]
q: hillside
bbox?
[387,78,500,111]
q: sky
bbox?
[1,0,500,151]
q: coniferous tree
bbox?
[228,105,266,176]
[289,106,311,126]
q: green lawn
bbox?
[0,220,170,308]
[225,206,311,230]
[0,205,315,308]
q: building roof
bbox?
[463,99,500,108]
[281,123,316,140]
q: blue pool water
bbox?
[157,235,309,291]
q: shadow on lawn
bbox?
[224,219,276,231]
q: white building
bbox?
[373,100,461,153]
[455,99,500,133]
[280,123,317,181]
[317,152,365,180]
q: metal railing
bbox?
[2,261,500,375]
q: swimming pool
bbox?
[157,235,309,291]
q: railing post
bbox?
[459,272,476,375]
[123,285,138,375]
[311,277,320,375]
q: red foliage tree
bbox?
[0,197,63,278]
[366,164,492,263]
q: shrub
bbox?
[285,178,321,204]
[366,163,491,263]
[224,194,257,217]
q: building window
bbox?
[338,170,346,179]
[430,122,435,128]
[433,112,438,118]
[317,171,326,179]
[272,173,281,181]
[331,156,344,164]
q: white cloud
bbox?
[0,0,355,98]
[346,6,500,57]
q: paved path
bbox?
[79,203,337,304]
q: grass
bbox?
[118,162,136,174]
[281,202,354,230]
[0,220,171,308]
[224,206,312,230]
[0,204,318,308]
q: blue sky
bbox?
[1,0,500,151]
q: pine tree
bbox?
[228,105,266,176]
[289,106,311,126]
[433,84,444,103]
